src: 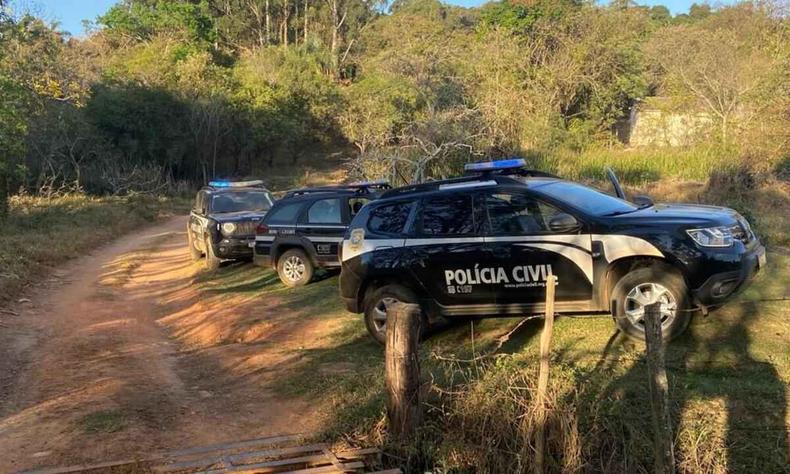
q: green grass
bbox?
[80,409,127,434]
[0,193,188,302]
[532,146,740,184]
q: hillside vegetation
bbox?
[0,0,787,214]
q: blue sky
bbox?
[26,0,726,37]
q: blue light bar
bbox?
[209,180,265,188]
[349,180,389,186]
[464,158,526,172]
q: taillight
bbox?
[256,222,268,234]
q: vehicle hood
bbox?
[606,203,740,227]
[208,210,268,222]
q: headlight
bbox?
[686,226,733,247]
[221,222,237,235]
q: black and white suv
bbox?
[253,182,390,286]
[338,160,766,344]
[188,180,275,270]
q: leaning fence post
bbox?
[644,302,676,474]
[385,302,423,442]
[534,274,557,474]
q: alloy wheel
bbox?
[624,282,677,331]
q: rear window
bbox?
[368,201,413,235]
[266,202,303,224]
[419,194,482,236]
[532,181,637,216]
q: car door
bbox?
[482,189,593,306]
[189,191,208,251]
[407,191,498,308]
[298,197,347,267]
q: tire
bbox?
[204,236,221,270]
[363,284,426,346]
[612,265,692,342]
[187,228,203,262]
[277,249,313,287]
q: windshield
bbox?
[211,191,273,213]
[532,181,638,216]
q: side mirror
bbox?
[633,195,654,208]
[549,213,581,233]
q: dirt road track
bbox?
[0,217,316,472]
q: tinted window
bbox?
[266,202,303,224]
[533,181,637,216]
[308,198,343,224]
[368,202,412,235]
[420,194,481,236]
[211,191,273,213]
[349,197,370,218]
[485,192,562,234]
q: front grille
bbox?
[233,221,258,236]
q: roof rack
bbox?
[283,182,391,198]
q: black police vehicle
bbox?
[188,180,275,270]
[339,160,766,344]
[253,182,390,286]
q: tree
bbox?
[647,21,776,143]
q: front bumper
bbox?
[214,237,254,259]
[692,243,765,307]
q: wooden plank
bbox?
[228,444,329,466]
[335,448,380,460]
[280,461,365,474]
[321,448,346,472]
[203,453,337,474]
[157,444,328,472]
[166,433,304,458]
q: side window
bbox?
[484,192,561,235]
[266,202,303,224]
[419,194,482,236]
[193,192,202,213]
[368,201,413,235]
[307,198,342,224]
[348,197,370,218]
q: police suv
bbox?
[339,160,766,344]
[188,180,275,269]
[253,182,390,286]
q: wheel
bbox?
[187,228,203,261]
[363,284,426,346]
[277,249,313,287]
[612,266,692,342]
[204,235,221,270]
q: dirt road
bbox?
[0,217,320,472]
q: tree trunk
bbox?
[265,0,271,45]
[282,0,290,46]
[330,0,338,56]
[385,302,423,442]
[303,0,308,43]
[0,167,8,222]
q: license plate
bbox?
[758,251,767,268]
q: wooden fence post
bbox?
[385,302,423,441]
[644,302,676,474]
[534,274,557,474]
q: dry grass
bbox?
[0,193,187,302]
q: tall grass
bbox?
[536,146,739,184]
